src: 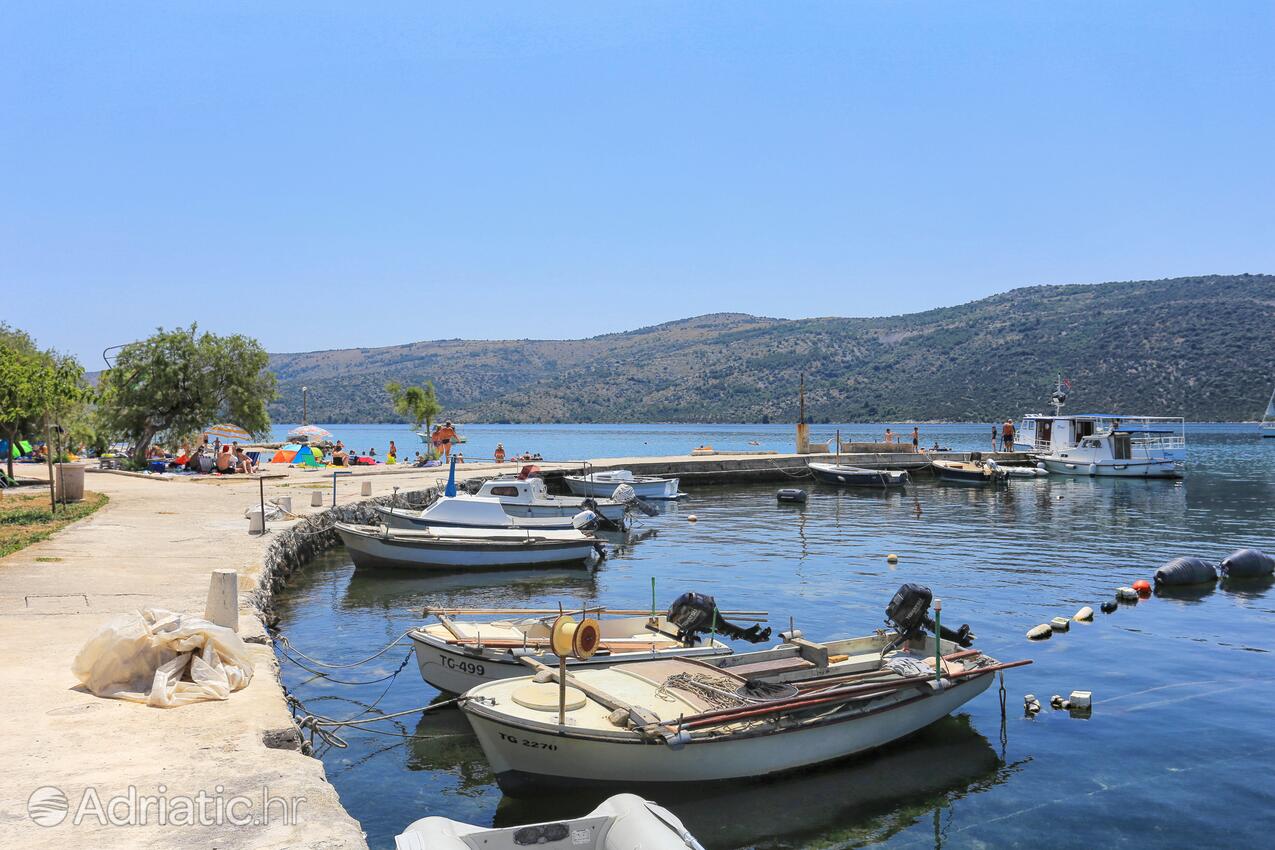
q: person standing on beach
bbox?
[494,443,506,464]
[388,440,397,464]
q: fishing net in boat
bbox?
[656,672,751,709]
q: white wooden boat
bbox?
[462,603,1026,791]
[809,462,908,488]
[564,469,683,500]
[373,495,591,532]
[395,793,704,850]
[334,522,602,570]
[1037,428,1185,478]
[475,475,630,526]
[411,611,732,694]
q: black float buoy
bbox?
[777,488,807,503]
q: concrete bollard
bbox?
[205,569,239,632]
[361,480,372,496]
[276,495,292,513]
[311,491,323,507]
[247,507,265,534]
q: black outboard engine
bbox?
[883,583,975,653]
[667,592,771,644]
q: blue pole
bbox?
[444,454,457,497]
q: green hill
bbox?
[267,274,1275,423]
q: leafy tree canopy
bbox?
[385,380,442,454]
[0,323,88,479]
[98,325,276,464]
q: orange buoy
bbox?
[1132,579,1152,595]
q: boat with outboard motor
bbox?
[373,495,594,532]
[334,520,604,570]
[461,584,1029,791]
[809,462,908,488]
[931,458,1008,485]
[475,469,632,527]
[564,469,683,501]
[394,793,705,850]
[411,593,769,693]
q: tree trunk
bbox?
[132,426,156,468]
[45,413,56,513]
[425,416,435,459]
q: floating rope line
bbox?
[277,645,413,686]
[276,630,414,668]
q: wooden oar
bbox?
[426,606,768,619]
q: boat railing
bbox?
[1130,433,1186,451]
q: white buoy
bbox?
[687,514,698,522]
[1069,690,1093,709]
[1074,606,1094,621]
[205,569,239,632]
[1116,586,1139,600]
[311,491,323,507]
[886,553,899,564]
[1050,616,1071,631]
[361,480,372,497]
[1026,624,1052,640]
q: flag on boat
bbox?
[205,424,251,441]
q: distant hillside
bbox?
[267,274,1275,423]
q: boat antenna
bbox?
[1050,373,1069,416]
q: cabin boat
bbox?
[374,495,592,532]
[333,522,602,570]
[931,458,1008,485]
[411,611,732,694]
[809,462,908,488]
[475,475,630,526]
[394,793,705,850]
[1036,428,1185,478]
[461,628,1022,791]
[564,469,683,500]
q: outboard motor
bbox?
[571,510,600,532]
[666,592,771,644]
[612,483,659,517]
[883,583,975,653]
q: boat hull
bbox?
[1039,457,1183,478]
[336,527,598,570]
[932,464,1005,485]
[464,673,993,791]
[564,476,681,500]
[374,504,577,531]
[809,463,908,488]
[411,634,730,694]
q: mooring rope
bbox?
[277,645,414,686]
[275,629,414,668]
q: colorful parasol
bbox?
[205,423,252,441]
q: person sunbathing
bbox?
[215,446,236,473]
[233,447,257,474]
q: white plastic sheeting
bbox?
[72,608,254,707]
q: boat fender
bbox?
[1026,624,1052,640]
[1153,557,1218,587]
[1087,463,1097,475]
[1132,579,1152,595]
[1220,548,1275,578]
[1050,617,1071,631]
[1115,586,1139,601]
[1050,694,1064,709]
[1100,600,1118,614]
[1024,695,1042,714]
[1036,462,1046,471]
[1074,606,1094,621]
[662,728,693,750]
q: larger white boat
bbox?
[374,495,590,532]
[474,474,631,526]
[1016,376,1185,477]
[1262,385,1275,438]
[564,469,683,500]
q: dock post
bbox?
[205,569,239,632]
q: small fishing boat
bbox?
[931,458,1008,485]
[334,522,603,570]
[461,585,1028,791]
[475,473,630,527]
[411,591,768,693]
[394,793,705,850]
[564,469,683,500]
[809,462,908,488]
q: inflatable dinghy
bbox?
[395,793,704,850]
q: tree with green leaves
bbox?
[385,380,442,457]
[0,324,89,506]
[98,325,276,466]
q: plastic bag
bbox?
[71,608,254,708]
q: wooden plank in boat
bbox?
[725,656,817,679]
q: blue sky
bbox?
[4,2,1273,365]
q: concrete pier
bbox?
[0,448,1032,847]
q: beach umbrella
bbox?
[206,423,251,441]
[286,424,332,442]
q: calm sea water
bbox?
[270,422,1011,461]
[273,425,1275,849]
